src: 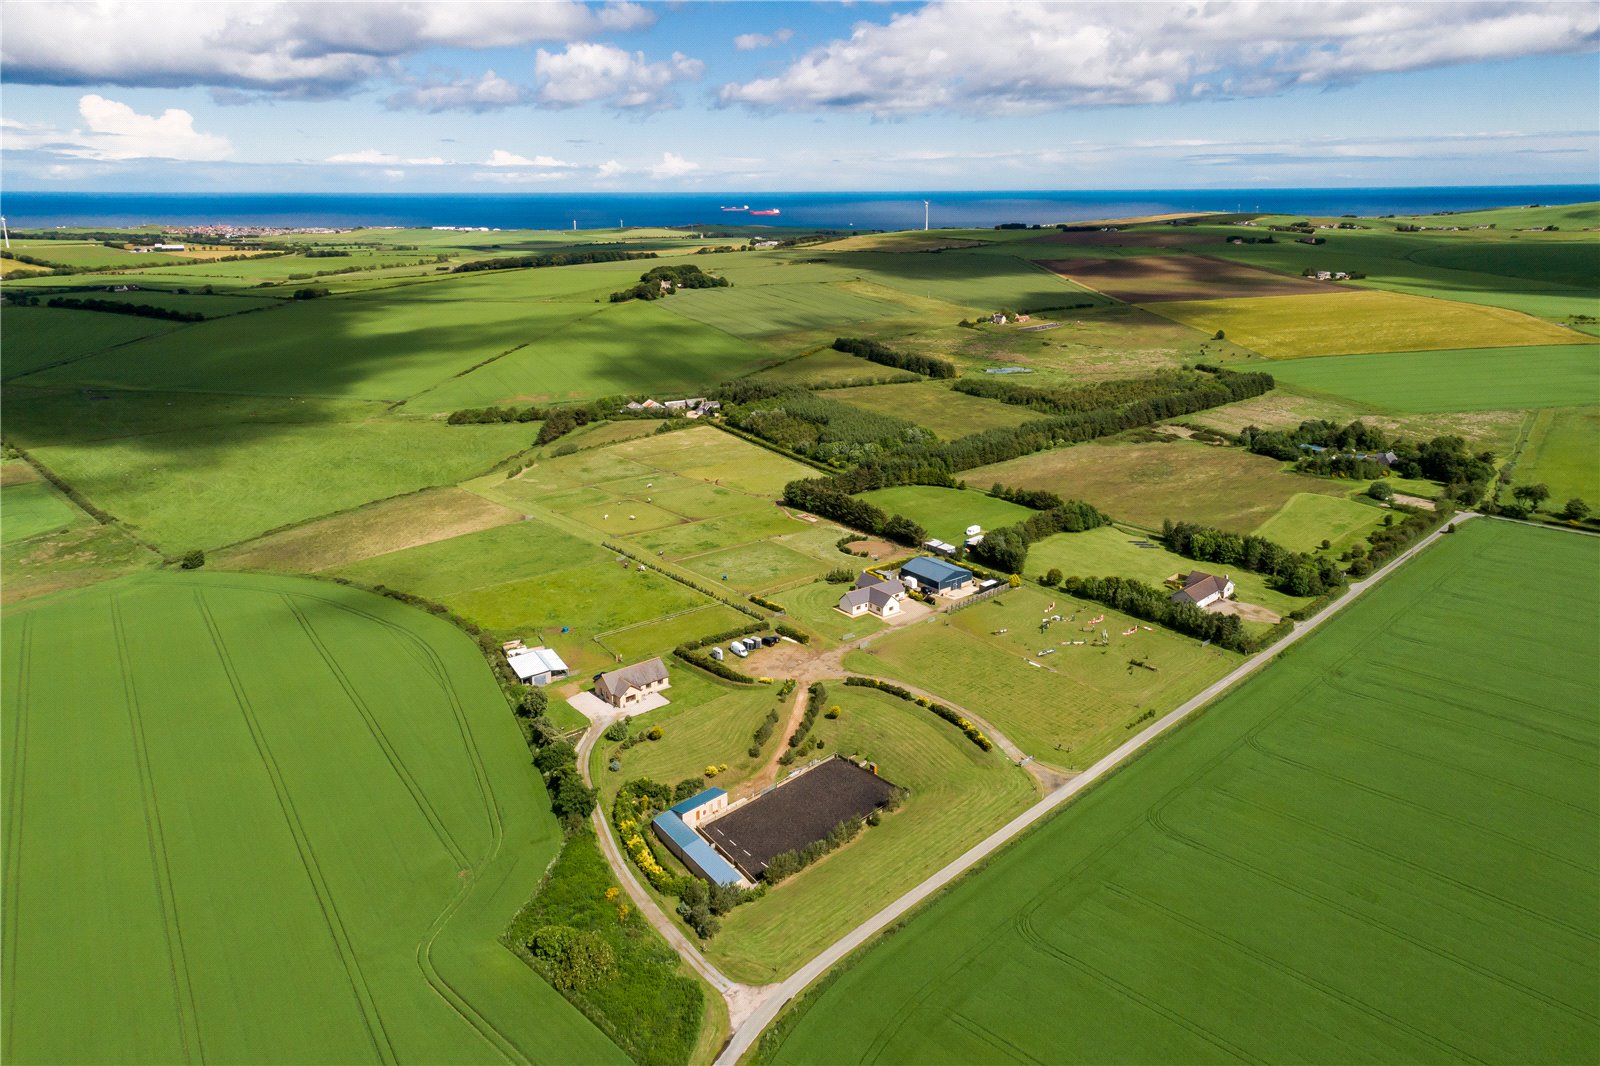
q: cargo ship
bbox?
[720,204,749,211]
[750,208,781,216]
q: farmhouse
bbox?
[837,572,906,618]
[651,789,746,888]
[1170,571,1235,608]
[900,556,977,596]
[503,643,570,686]
[595,657,670,708]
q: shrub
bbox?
[1367,481,1394,501]
[178,549,205,570]
[603,720,629,742]
[824,706,841,720]
[825,568,855,584]
[647,726,664,741]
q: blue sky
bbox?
[3,1,1596,191]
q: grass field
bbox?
[855,486,1037,543]
[845,584,1238,762]
[10,400,533,552]
[819,251,1106,313]
[1,306,177,381]
[823,381,1038,439]
[1,571,623,1064]
[773,581,888,646]
[1,478,89,545]
[1251,492,1387,555]
[1042,254,1348,303]
[704,685,1038,983]
[1024,525,1309,619]
[413,301,777,410]
[1265,344,1600,413]
[966,439,1348,532]
[1515,407,1600,506]
[213,487,523,573]
[663,282,911,337]
[750,348,922,388]
[1182,388,1523,454]
[764,519,1600,1065]
[332,518,714,677]
[1150,290,1589,358]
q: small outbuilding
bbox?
[651,789,744,888]
[595,657,670,708]
[504,643,570,686]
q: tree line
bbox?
[8,293,205,322]
[832,336,957,378]
[1162,519,1345,597]
[1057,575,1256,652]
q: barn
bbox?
[899,556,977,595]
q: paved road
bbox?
[712,514,1477,1064]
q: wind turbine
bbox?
[923,201,930,231]
[1,216,9,250]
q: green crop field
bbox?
[845,583,1238,762]
[704,685,1038,983]
[1515,407,1600,506]
[1024,525,1308,620]
[818,251,1107,313]
[764,519,1600,1065]
[751,348,922,388]
[1250,491,1387,555]
[1,571,623,1064]
[1151,290,1588,358]
[966,439,1349,532]
[1265,343,1600,412]
[823,381,1038,439]
[855,486,1037,544]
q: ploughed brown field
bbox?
[1038,254,1355,303]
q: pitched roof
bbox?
[1173,572,1230,603]
[506,645,569,681]
[839,588,872,610]
[651,812,743,886]
[596,657,668,699]
[669,787,726,816]
[853,572,901,594]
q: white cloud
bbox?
[324,149,445,165]
[535,43,703,110]
[484,149,572,168]
[719,1,1600,115]
[21,94,235,161]
[381,168,406,181]
[596,159,627,179]
[386,70,523,112]
[734,28,794,51]
[648,151,699,179]
[2,1,654,95]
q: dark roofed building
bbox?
[595,657,670,708]
[1170,571,1235,608]
[899,556,976,595]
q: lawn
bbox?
[1,571,623,1065]
[680,540,836,594]
[704,684,1038,983]
[1265,344,1600,413]
[1516,407,1600,506]
[845,583,1239,763]
[1025,525,1309,620]
[773,580,888,647]
[764,519,1600,1065]
[823,381,1038,439]
[1250,491,1387,555]
[855,485,1037,543]
[966,439,1348,532]
[1148,290,1588,358]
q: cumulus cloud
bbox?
[648,152,700,179]
[719,1,1600,115]
[325,148,445,165]
[2,1,654,95]
[535,43,703,109]
[386,70,523,112]
[6,94,235,160]
[733,28,794,51]
[484,149,572,167]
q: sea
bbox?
[2,186,1594,232]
